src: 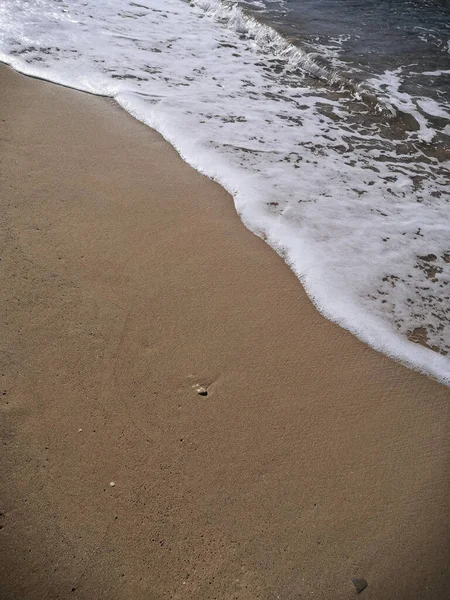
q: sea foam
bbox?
[1,0,449,383]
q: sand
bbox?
[0,65,449,600]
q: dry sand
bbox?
[0,65,449,599]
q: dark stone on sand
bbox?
[352,578,368,594]
[198,390,208,396]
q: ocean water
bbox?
[1,0,449,383]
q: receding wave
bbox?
[190,0,396,116]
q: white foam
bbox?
[422,69,450,77]
[417,98,450,120]
[368,68,439,142]
[1,0,449,384]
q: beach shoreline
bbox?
[1,65,449,599]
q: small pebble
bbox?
[109,482,115,487]
[78,429,82,433]
[193,384,208,397]
[352,577,368,594]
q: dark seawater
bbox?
[240,0,450,143]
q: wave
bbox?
[190,0,396,115]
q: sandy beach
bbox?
[0,65,449,599]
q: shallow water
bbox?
[1,0,449,383]
[240,0,450,144]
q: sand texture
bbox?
[1,66,449,599]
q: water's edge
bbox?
[3,58,449,387]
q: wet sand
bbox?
[0,65,449,599]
